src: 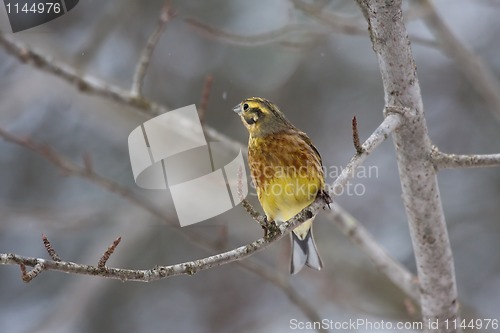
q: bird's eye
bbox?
[243,103,249,111]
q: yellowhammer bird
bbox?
[233,97,330,274]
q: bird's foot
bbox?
[262,217,281,241]
[320,189,333,209]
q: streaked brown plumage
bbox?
[233,97,328,274]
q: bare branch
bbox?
[185,17,326,47]
[188,7,437,50]
[131,0,175,96]
[330,113,401,195]
[0,210,281,282]
[98,237,122,268]
[291,0,438,48]
[430,147,500,170]
[241,201,265,226]
[0,114,401,282]
[0,128,170,221]
[418,0,500,121]
[326,204,419,301]
[0,33,245,155]
[20,262,45,283]
[291,0,368,35]
[0,34,154,114]
[355,0,460,331]
[1,211,312,281]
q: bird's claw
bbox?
[262,217,280,241]
[320,189,333,209]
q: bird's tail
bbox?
[290,219,323,274]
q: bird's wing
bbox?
[297,130,332,203]
[297,131,323,166]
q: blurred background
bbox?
[1,0,499,332]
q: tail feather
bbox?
[290,226,323,274]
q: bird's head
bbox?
[233,97,293,137]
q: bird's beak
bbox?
[232,104,242,115]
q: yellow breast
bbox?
[248,133,324,222]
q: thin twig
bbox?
[98,237,122,268]
[20,262,45,283]
[330,113,401,195]
[0,128,171,221]
[1,209,314,281]
[198,74,213,125]
[0,33,153,112]
[131,0,174,96]
[185,17,327,47]
[352,116,363,154]
[430,147,500,170]
[241,201,265,226]
[42,234,61,262]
